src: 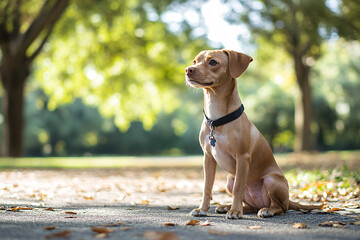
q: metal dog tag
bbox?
[209,137,216,147]
[209,128,216,147]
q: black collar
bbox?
[203,104,244,147]
[203,104,244,129]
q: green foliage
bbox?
[23,88,203,156]
[33,0,208,131]
[312,40,360,150]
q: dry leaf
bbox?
[325,207,343,212]
[120,227,132,231]
[247,225,262,229]
[141,200,150,204]
[8,206,33,212]
[45,230,71,239]
[350,221,360,226]
[208,229,228,236]
[45,208,55,211]
[43,226,57,230]
[186,219,200,226]
[163,223,177,226]
[94,233,108,239]
[332,224,346,228]
[292,223,307,229]
[83,196,94,200]
[318,221,346,227]
[167,206,180,210]
[201,220,211,226]
[143,230,181,240]
[91,226,115,234]
[64,211,77,215]
[17,207,33,210]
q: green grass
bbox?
[0,150,359,169]
[0,156,204,169]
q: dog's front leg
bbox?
[190,154,217,217]
[226,154,250,219]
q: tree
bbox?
[33,0,208,131]
[1,0,208,157]
[0,0,69,157]
[226,0,360,151]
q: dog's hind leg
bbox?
[257,173,289,218]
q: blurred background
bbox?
[0,0,359,158]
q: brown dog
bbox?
[185,49,322,219]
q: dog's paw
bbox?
[257,208,275,218]
[225,209,243,219]
[215,204,231,214]
[190,208,208,217]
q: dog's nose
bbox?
[186,67,196,74]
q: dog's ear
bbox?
[223,50,253,79]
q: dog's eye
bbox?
[209,60,218,66]
[193,60,196,65]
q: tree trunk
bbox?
[1,59,29,157]
[294,56,313,152]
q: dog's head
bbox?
[185,49,253,88]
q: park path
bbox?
[0,167,359,240]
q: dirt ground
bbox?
[1,165,360,240]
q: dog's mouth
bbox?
[186,78,213,87]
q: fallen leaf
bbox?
[45,208,55,211]
[17,207,33,210]
[0,206,7,210]
[91,226,115,234]
[332,224,346,228]
[120,227,132,231]
[45,230,71,239]
[208,229,228,236]
[143,230,181,240]
[163,223,177,226]
[247,225,262,229]
[201,220,211,226]
[292,223,307,229]
[167,206,180,210]
[83,196,94,200]
[64,211,77,215]
[8,206,33,212]
[350,221,360,226]
[186,219,200,226]
[325,207,344,212]
[43,226,57,230]
[318,221,346,227]
[141,200,150,204]
[94,233,108,239]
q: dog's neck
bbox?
[203,78,242,120]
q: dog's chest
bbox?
[203,133,236,174]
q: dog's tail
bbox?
[288,201,324,211]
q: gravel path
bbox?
[1,168,359,240]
